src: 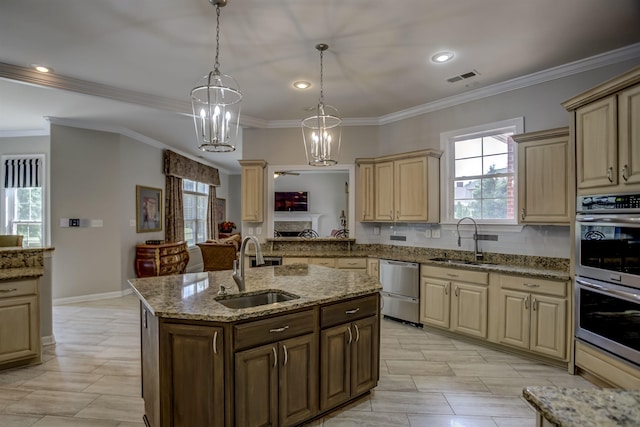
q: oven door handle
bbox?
[576,279,640,303]
[576,216,640,224]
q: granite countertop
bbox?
[128,264,382,322]
[523,386,640,427]
[0,267,44,281]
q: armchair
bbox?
[197,242,238,271]
[0,235,23,247]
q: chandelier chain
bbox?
[214,4,221,73]
[319,49,324,104]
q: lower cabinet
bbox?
[497,275,568,360]
[420,266,489,339]
[0,279,40,368]
[159,323,225,427]
[235,333,318,427]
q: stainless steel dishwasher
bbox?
[379,259,421,325]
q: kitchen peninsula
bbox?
[128,264,382,427]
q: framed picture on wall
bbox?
[136,185,162,233]
[214,198,226,224]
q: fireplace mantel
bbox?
[274,213,321,231]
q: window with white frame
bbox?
[183,179,209,246]
[2,155,46,247]
[442,118,522,223]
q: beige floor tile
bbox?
[0,368,47,388]
[370,390,453,414]
[475,349,533,364]
[39,356,106,374]
[508,362,568,377]
[492,416,536,427]
[83,375,141,397]
[18,371,104,393]
[386,360,454,376]
[546,374,599,388]
[0,414,42,426]
[412,376,491,394]
[31,415,118,426]
[4,390,99,417]
[74,395,144,423]
[407,414,498,427]
[376,374,418,391]
[421,350,485,363]
[0,387,32,401]
[91,361,140,377]
[380,347,426,361]
[115,423,146,427]
[323,410,411,426]
[479,377,554,396]
[444,394,535,418]
[448,363,522,378]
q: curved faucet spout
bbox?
[456,217,483,261]
[232,236,264,292]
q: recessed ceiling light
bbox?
[32,64,53,73]
[431,52,455,64]
[293,81,311,89]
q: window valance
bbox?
[3,158,42,188]
[163,150,220,186]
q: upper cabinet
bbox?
[513,127,571,224]
[239,160,267,222]
[563,66,640,195]
[355,149,441,223]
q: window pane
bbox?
[196,196,207,219]
[453,179,481,200]
[184,220,195,247]
[455,138,482,159]
[184,194,195,220]
[455,157,482,178]
[196,182,209,194]
[482,198,508,219]
[183,179,195,192]
[482,135,509,155]
[480,176,508,199]
[483,154,510,174]
[454,199,481,219]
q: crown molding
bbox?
[0,129,49,137]
[2,42,639,130]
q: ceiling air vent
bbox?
[447,69,480,83]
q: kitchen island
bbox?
[128,264,382,427]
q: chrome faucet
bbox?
[232,236,264,292]
[456,217,483,261]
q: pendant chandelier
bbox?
[191,0,241,152]
[301,43,342,166]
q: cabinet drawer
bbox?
[309,258,336,268]
[234,309,316,350]
[321,294,378,329]
[0,279,38,298]
[498,275,567,297]
[336,258,367,269]
[422,266,488,285]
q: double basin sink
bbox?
[428,257,495,268]
[216,290,299,310]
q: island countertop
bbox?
[128,264,382,322]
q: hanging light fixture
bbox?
[301,43,342,166]
[191,0,241,152]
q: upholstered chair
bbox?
[0,235,23,247]
[197,242,238,271]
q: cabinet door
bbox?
[618,83,640,189]
[279,334,318,427]
[351,316,379,396]
[241,163,265,222]
[367,258,379,278]
[357,163,376,221]
[140,306,160,427]
[320,324,351,411]
[160,324,224,427]
[497,289,530,350]
[575,96,617,191]
[0,295,39,363]
[394,156,428,222]
[450,282,488,339]
[530,294,567,360]
[374,161,394,221]
[518,136,570,224]
[235,343,278,427]
[420,277,450,329]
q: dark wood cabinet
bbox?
[135,241,189,278]
[159,323,225,427]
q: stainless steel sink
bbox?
[429,257,494,267]
[216,290,299,310]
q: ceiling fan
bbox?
[274,171,300,178]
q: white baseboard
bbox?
[53,288,134,306]
[42,335,56,347]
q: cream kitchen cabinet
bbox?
[0,278,40,369]
[497,274,568,360]
[355,150,441,223]
[420,265,489,339]
[514,127,571,224]
[563,66,640,194]
[239,160,267,222]
[366,258,379,278]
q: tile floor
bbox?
[0,294,597,426]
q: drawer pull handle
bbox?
[523,283,540,288]
[454,286,459,297]
[532,298,537,311]
[607,166,614,183]
[143,309,148,329]
[272,347,277,368]
[525,296,530,310]
[354,324,360,342]
[347,326,353,344]
[345,308,360,315]
[622,165,629,182]
[0,288,18,293]
[445,284,449,295]
[269,326,289,333]
[447,273,459,278]
[283,344,288,366]
[213,331,218,355]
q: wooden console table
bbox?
[135,241,189,278]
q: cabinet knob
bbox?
[607,166,614,183]
[622,165,629,182]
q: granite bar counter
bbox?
[523,386,640,427]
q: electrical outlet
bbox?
[256,227,262,235]
[247,227,254,235]
[373,226,380,235]
[424,228,432,238]
[432,228,441,238]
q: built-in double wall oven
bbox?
[575,193,640,367]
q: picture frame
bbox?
[136,185,162,233]
[214,198,226,224]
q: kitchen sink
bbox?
[216,290,299,310]
[429,257,494,267]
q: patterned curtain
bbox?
[164,175,184,243]
[207,185,217,241]
[4,158,42,188]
